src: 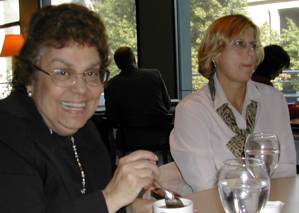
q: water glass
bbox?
[218,158,270,213]
[245,132,280,176]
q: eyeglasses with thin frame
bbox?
[30,62,109,88]
[231,39,261,51]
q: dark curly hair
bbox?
[13,3,110,92]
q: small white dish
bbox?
[153,198,193,213]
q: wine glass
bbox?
[244,132,280,176]
[218,158,270,213]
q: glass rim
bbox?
[223,157,265,167]
[245,132,280,150]
[247,132,278,138]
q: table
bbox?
[187,176,299,213]
[128,176,298,213]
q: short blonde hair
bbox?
[197,14,264,79]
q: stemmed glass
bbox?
[244,132,280,176]
[218,158,270,213]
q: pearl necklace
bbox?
[70,136,86,194]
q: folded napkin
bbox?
[261,201,284,213]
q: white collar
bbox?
[212,74,261,112]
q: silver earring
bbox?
[212,59,217,68]
[27,91,33,97]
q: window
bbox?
[50,0,137,77]
[190,0,299,103]
[274,70,299,103]
[0,0,20,99]
[0,0,19,25]
[249,1,299,103]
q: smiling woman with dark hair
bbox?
[0,4,159,213]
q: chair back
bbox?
[116,124,172,163]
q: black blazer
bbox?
[104,65,171,128]
[0,92,120,213]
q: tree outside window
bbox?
[51,0,137,77]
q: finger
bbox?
[134,168,157,179]
[120,159,160,177]
[120,150,158,163]
[129,159,158,168]
[134,175,156,190]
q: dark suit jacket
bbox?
[104,65,171,128]
[0,91,122,213]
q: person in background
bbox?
[252,44,290,86]
[251,44,299,120]
[170,14,296,192]
[104,47,171,148]
[0,4,159,212]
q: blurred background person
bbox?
[104,47,171,154]
[252,44,290,86]
[0,4,159,213]
[170,14,296,192]
[105,46,171,129]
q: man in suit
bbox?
[104,46,171,150]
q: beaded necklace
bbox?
[49,129,86,194]
[70,136,86,194]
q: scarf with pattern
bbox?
[208,76,257,158]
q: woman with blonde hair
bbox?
[170,14,296,192]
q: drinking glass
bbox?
[245,132,280,176]
[218,158,270,213]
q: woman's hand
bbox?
[126,198,154,213]
[103,150,159,213]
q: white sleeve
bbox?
[170,99,218,192]
[271,93,297,178]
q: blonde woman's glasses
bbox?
[231,39,261,51]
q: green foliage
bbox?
[190,1,299,91]
[86,0,137,76]
[280,19,299,70]
[191,0,247,47]
[77,0,299,91]
[259,18,299,70]
[261,18,299,93]
[259,23,280,45]
[277,19,299,93]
